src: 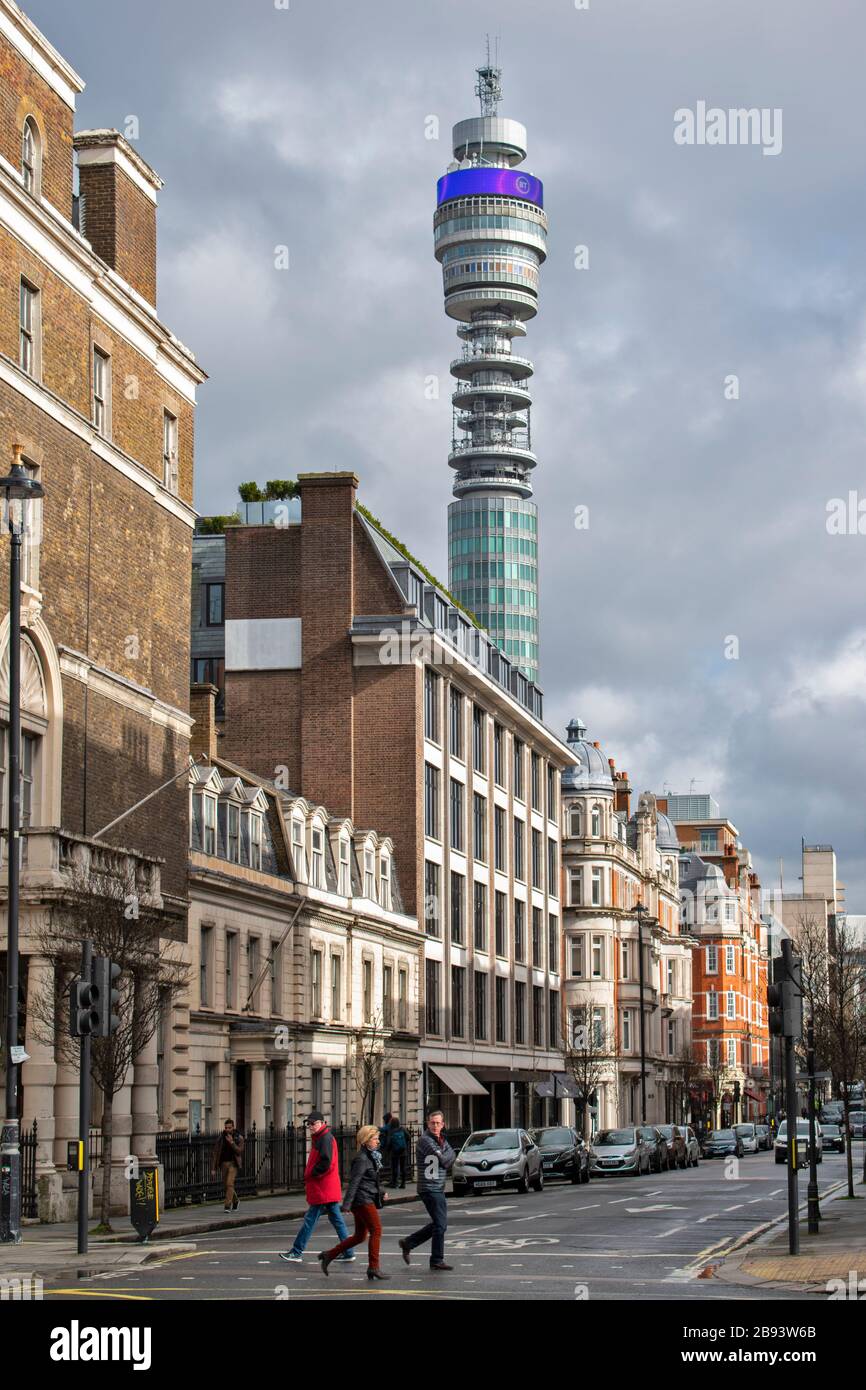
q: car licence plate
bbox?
[543,1159,556,1167]
[474,1179,496,1189]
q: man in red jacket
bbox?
[279,1112,355,1263]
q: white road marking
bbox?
[607,1197,630,1205]
[656,1226,686,1238]
[572,1204,601,1211]
[724,1204,744,1211]
[695,1213,720,1224]
[624,1204,687,1213]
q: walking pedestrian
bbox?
[388,1115,409,1188]
[318,1124,389,1280]
[279,1112,355,1264]
[211,1118,244,1212]
[399,1110,455,1271]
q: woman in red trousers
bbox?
[319,1125,388,1280]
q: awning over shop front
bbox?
[535,1072,581,1099]
[429,1065,489,1097]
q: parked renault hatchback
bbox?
[452,1128,543,1196]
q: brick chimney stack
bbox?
[190,683,219,762]
[74,130,162,305]
[613,767,631,818]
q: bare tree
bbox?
[352,1010,388,1126]
[671,1042,702,1127]
[814,918,866,1197]
[29,861,187,1230]
[699,1046,725,1131]
[560,994,618,1139]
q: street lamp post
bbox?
[635,902,649,1124]
[0,446,44,1245]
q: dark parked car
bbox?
[656,1124,687,1169]
[755,1124,772,1151]
[639,1125,671,1172]
[589,1127,651,1177]
[703,1128,745,1159]
[530,1126,591,1184]
[656,1124,700,1168]
[822,1123,846,1154]
[848,1111,866,1139]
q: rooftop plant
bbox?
[238,480,298,502]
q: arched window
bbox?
[291,815,306,881]
[568,803,582,838]
[22,117,40,196]
[591,804,601,838]
[379,849,392,910]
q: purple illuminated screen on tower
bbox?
[436,167,543,209]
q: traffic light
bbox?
[768,952,803,1039]
[69,978,100,1037]
[92,956,121,1037]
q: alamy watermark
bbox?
[674,102,782,157]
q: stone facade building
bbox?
[181,688,421,1133]
[195,471,572,1127]
[561,721,694,1130]
[0,0,204,1217]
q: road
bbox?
[44,1148,858,1301]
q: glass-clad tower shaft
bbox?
[434,61,547,680]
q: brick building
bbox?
[196,472,572,1126]
[0,1,204,1216]
[181,688,421,1135]
[662,795,771,1125]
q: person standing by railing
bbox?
[211,1119,245,1212]
[279,1112,355,1265]
[388,1115,409,1189]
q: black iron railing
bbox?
[20,1120,37,1218]
[155,1123,472,1210]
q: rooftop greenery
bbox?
[238,480,298,501]
[196,513,239,535]
[355,501,481,628]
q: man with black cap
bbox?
[279,1111,355,1263]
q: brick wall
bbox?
[0,40,74,213]
[0,227,194,501]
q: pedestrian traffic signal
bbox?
[92,956,121,1037]
[69,978,100,1037]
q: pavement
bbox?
[712,1174,866,1294]
[0,1187,419,1282]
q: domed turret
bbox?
[562,718,615,795]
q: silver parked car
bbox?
[452,1128,543,1196]
[589,1127,651,1177]
[734,1123,760,1154]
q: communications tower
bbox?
[434,52,547,680]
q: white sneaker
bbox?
[339,1253,356,1261]
[279,1252,303,1263]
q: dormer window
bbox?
[22,117,40,196]
[191,789,217,855]
[379,853,392,911]
[364,845,376,899]
[250,812,262,870]
[228,804,240,862]
[310,824,325,887]
[292,816,306,881]
[338,835,351,896]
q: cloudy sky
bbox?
[28,0,866,904]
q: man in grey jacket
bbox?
[399,1110,455,1271]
